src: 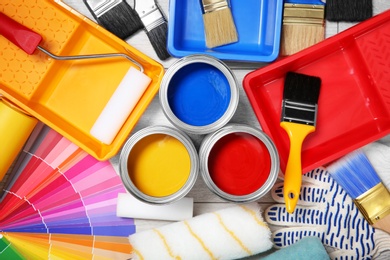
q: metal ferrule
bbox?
[281,100,317,126]
[134,0,165,31]
[353,183,390,225]
[283,3,324,26]
[87,0,122,17]
[201,0,229,13]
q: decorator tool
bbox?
[83,0,143,39]
[328,150,390,234]
[116,193,193,221]
[128,203,273,259]
[281,0,325,56]
[200,0,238,48]
[243,9,390,179]
[134,0,170,60]
[280,72,321,213]
[0,12,142,68]
[326,0,372,22]
[0,11,151,146]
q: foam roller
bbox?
[128,203,273,259]
[90,67,151,144]
[116,193,193,221]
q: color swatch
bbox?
[0,123,135,259]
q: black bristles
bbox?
[326,0,373,22]
[145,21,171,60]
[84,0,143,40]
[283,72,321,104]
[281,72,321,125]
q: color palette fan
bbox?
[0,123,135,259]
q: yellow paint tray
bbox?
[0,0,164,161]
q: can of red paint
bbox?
[199,124,279,202]
[159,55,239,135]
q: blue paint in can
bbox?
[167,63,231,126]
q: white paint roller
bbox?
[128,203,273,259]
[90,67,152,144]
[116,193,193,221]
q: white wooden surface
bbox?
[62,0,390,257]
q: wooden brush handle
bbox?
[0,12,42,54]
[281,122,315,214]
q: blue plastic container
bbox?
[167,0,284,62]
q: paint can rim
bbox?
[159,54,239,135]
[199,124,280,202]
[119,125,199,205]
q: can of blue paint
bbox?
[159,55,239,135]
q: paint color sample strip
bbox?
[0,235,26,259]
[0,125,135,259]
[4,232,132,259]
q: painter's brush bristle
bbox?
[202,7,238,48]
[328,150,390,234]
[84,0,143,40]
[282,72,321,125]
[327,151,382,199]
[135,1,171,60]
[326,0,373,22]
[145,21,170,60]
[281,24,325,56]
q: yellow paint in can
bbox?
[127,134,191,197]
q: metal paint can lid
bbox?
[199,124,280,202]
[119,125,199,204]
[159,54,239,135]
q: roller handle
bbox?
[0,12,42,54]
[280,122,315,214]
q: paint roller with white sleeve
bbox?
[90,67,152,144]
[128,203,273,259]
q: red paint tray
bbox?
[243,10,390,174]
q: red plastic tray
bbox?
[243,9,390,174]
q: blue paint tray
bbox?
[167,0,284,62]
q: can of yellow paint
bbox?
[0,98,38,181]
[119,125,199,204]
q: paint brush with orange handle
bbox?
[280,72,321,213]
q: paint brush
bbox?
[328,150,390,234]
[281,0,325,56]
[83,0,143,40]
[200,0,238,48]
[326,0,373,22]
[280,72,321,213]
[134,0,171,60]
